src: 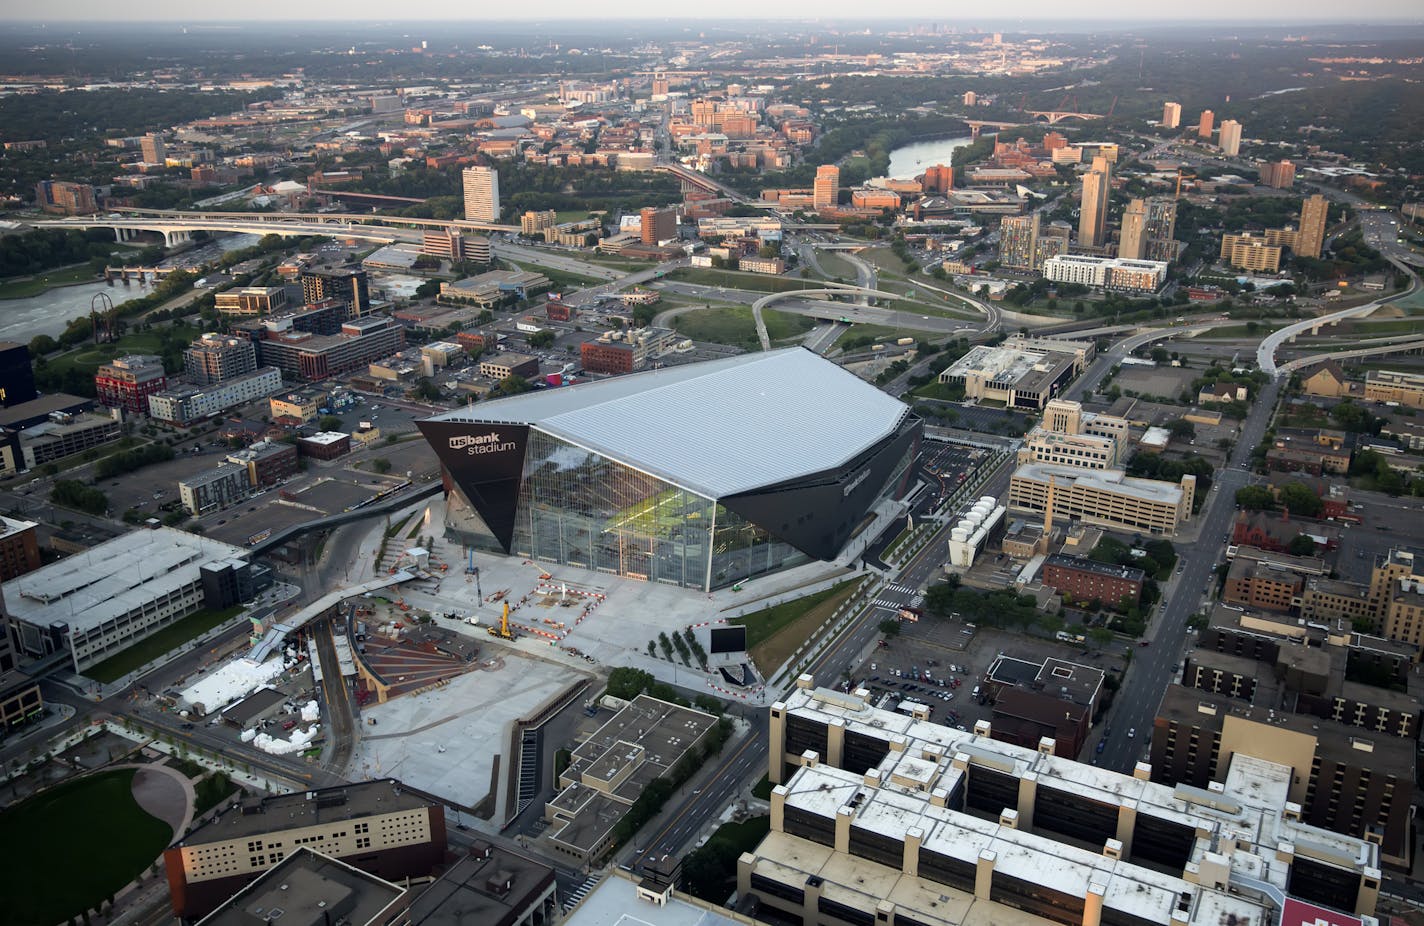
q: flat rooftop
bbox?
[178,779,433,847]
[409,843,555,926]
[197,847,406,926]
[566,694,718,802]
[3,527,251,636]
[1012,462,1185,506]
[562,871,754,926]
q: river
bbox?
[0,233,261,344]
[884,134,976,182]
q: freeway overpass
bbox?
[33,207,519,245]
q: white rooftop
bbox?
[3,528,251,634]
[426,347,911,498]
[1013,461,1185,505]
[562,872,747,926]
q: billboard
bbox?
[709,625,748,654]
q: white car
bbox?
[1127,728,1136,739]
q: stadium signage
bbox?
[450,432,518,455]
[843,468,870,497]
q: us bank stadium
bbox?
[419,348,921,592]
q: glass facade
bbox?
[507,430,808,591]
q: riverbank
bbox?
[0,264,101,300]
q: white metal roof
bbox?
[428,348,911,498]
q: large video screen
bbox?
[709,626,748,654]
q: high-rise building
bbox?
[462,165,500,222]
[34,180,97,215]
[183,334,258,386]
[96,355,167,414]
[812,164,840,210]
[1119,197,1177,262]
[1260,159,1296,189]
[1197,109,1215,139]
[1220,233,1282,272]
[301,267,371,316]
[1077,156,1112,248]
[520,209,557,237]
[1297,193,1329,259]
[140,132,166,164]
[651,71,669,97]
[998,213,1040,270]
[962,90,977,107]
[1218,119,1243,156]
[921,164,953,193]
[639,206,677,245]
[1161,101,1181,128]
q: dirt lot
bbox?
[1111,365,1197,402]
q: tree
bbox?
[1234,485,1277,510]
[1278,482,1323,518]
[414,279,441,299]
[412,378,443,402]
[1166,418,1195,439]
[371,458,392,474]
[317,415,343,432]
[495,374,533,397]
[878,618,901,636]
[1287,534,1318,557]
[527,329,556,349]
[28,333,58,356]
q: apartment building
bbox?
[0,517,40,582]
[745,679,1382,926]
[214,286,288,318]
[164,779,446,920]
[1297,194,1329,260]
[256,316,405,382]
[184,334,258,386]
[35,180,97,215]
[1042,554,1146,606]
[147,367,283,426]
[1260,160,1296,189]
[179,463,252,516]
[1161,101,1182,128]
[301,268,371,316]
[1220,233,1283,272]
[463,165,501,222]
[998,213,1040,270]
[1041,255,1168,293]
[1008,463,1195,536]
[96,355,167,414]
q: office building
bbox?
[95,355,167,415]
[640,206,677,245]
[1009,462,1196,535]
[147,367,283,426]
[214,286,287,318]
[747,678,1382,926]
[1218,120,1243,156]
[1042,255,1168,294]
[463,165,501,222]
[984,653,1105,757]
[18,411,121,469]
[477,352,540,381]
[544,695,719,861]
[184,334,258,386]
[998,213,1040,270]
[164,779,446,921]
[938,343,1085,411]
[301,267,371,316]
[1220,233,1282,272]
[922,164,953,194]
[1261,160,1296,189]
[140,132,166,164]
[1077,156,1112,248]
[410,842,559,926]
[225,440,298,488]
[1118,199,1149,261]
[254,316,405,382]
[1017,429,1121,470]
[1161,101,1181,129]
[34,179,97,215]
[1297,194,1329,260]
[1043,553,1146,606]
[0,518,40,582]
[438,269,550,309]
[813,164,840,211]
[1363,369,1424,409]
[0,342,38,409]
[420,348,920,591]
[1197,109,1214,139]
[179,463,252,516]
[3,528,262,673]
[196,848,410,926]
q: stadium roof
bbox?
[426,347,911,498]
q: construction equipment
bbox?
[489,601,516,641]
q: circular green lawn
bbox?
[0,768,173,925]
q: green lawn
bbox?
[505,261,602,289]
[665,267,820,293]
[46,323,204,379]
[733,580,860,650]
[0,769,174,924]
[0,263,101,300]
[670,305,817,349]
[911,380,967,401]
[763,309,818,342]
[85,605,246,683]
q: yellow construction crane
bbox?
[488,601,516,640]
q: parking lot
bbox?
[1110,365,1197,402]
[1328,487,1418,583]
[849,622,1127,754]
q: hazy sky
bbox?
[5,0,1422,22]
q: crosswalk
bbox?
[873,584,920,609]
[563,874,603,913]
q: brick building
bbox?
[1041,553,1146,607]
[95,355,167,414]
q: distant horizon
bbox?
[2,6,1422,25]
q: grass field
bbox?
[670,305,816,349]
[833,324,905,350]
[813,251,859,283]
[0,769,173,924]
[85,605,245,683]
[734,578,863,674]
[46,322,203,379]
[911,380,966,401]
[0,263,101,300]
[665,267,820,293]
